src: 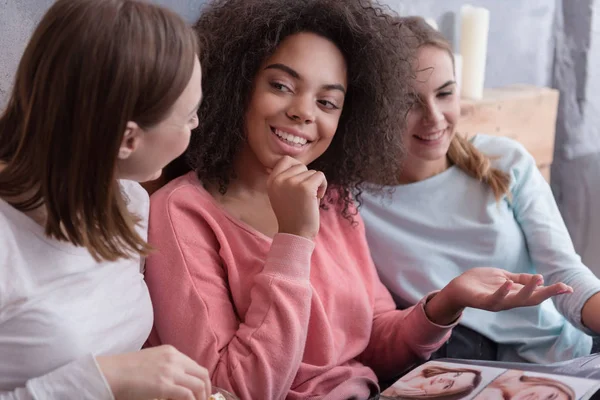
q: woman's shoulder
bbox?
[471,134,536,172]
[148,171,225,234]
[150,171,211,209]
[119,179,149,212]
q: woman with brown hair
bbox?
[0,0,209,399]
[360,16,600,364]
[144,1,569,399]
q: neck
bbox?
[217,145,270,199]
[397,156,451,184]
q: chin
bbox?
[139,169,163,184]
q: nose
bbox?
[286,95,316,124]
[422,102,444,126]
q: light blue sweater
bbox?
[360,134,600,363]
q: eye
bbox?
[437,91,454,98]
[270,82,292,93]
[318,99,340,110]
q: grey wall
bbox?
[390,0,557,88]
[0,0,557,109]
[551,0,600,274]
[0,0,54,109]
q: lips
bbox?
[272,128,308,146]
[414,129,445,141]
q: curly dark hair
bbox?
[168,0,414,220]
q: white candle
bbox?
[459,5,490,99]
[453,53,463,95]
[425,18,439,31]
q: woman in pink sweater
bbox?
[144,1,571,399]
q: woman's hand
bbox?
[96,345,211,400]
[425,267,572,325]
[267,156,327,241]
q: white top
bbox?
[0,180,153,399]
[360,135,600,363]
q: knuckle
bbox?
[200,367,210,378]
[162,345,179,362]
[157,373,174,389]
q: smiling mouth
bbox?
[271,127,311,148]
[414,130,445,141]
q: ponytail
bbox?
[447,134,511,201]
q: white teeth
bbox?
[416,130,444,141]
[274,129,308,145]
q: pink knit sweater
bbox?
[145,171,456,400]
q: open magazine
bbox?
[379,356,600,400]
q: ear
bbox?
[118,121,143,160]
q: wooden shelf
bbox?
[457,85,559,181]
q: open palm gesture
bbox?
[447,267,572,312]
[426,267,573,325]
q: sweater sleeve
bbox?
[353,215,456,381]
[358,288,456,381]
[509,142,600,334]
[144,189,315,400]
[0,354,113,400]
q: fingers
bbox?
[510,274,543,303]
[158,384,195,400]
[273,164,309,182]
[267,156,303,182]
[177,353,212,400]
[504,272,543,286]
[485,279,513,309]
[524,283,573,306]
[498,281,573,310]
[267,158,326,200]
[173,373,210,400]
[298,170,328,199]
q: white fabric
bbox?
[0,180,153,399]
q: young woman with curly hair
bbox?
[144,1,569,399]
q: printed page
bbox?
[380,360,504,399]
[380,360,600,400]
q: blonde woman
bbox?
[360,16,600,364]
[382,363,482,399]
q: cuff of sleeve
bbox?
[573,287,600,336]
[263,233,315,281]
[27,353,115,400]
[411,292,461,344]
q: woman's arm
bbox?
[510,145,600,334]
[0,355,112,400]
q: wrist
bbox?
[96,355,124,398]
[424,289,464,326]
[278,227,317,241]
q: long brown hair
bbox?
[402,16,510,201]
[0,0,198,261]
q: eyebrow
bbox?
[436,80,456,91]
[264,63,346,94]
